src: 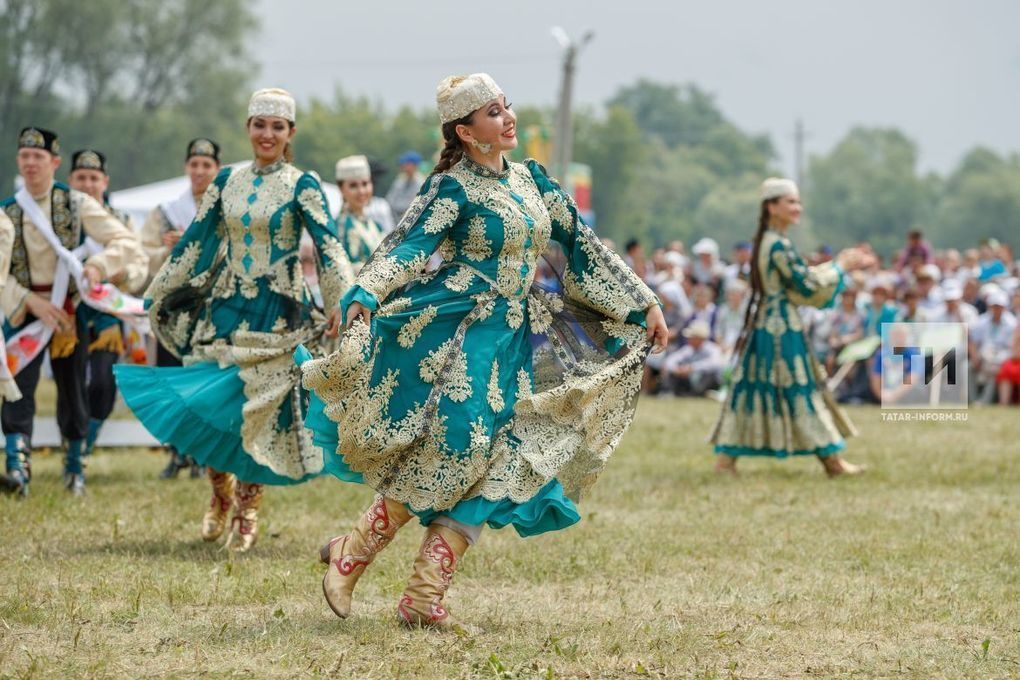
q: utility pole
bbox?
[793,118,807,187]
[551,27,594,181]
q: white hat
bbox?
[692,237,719,257]
[867,276,893,293]
[987,288,1008,307]
[760,177,799,201]
[917,264,941,281]
[942,280,963,301]
[335,155,371,182]
[436,73,504,124]
[682,320,712,339]
[248,88,296,123]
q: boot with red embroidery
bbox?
[397,523,470,631]
[226,481,263,553]
[201,469,236,542]
[319,495,413,618]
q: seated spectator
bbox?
[679,283,718,344]
[691,237,725,295]
[897,287,929,322]
[936,280,978,324]
[714,279,748,358]
[804,305,836,364]
[863,278,898,337]
[970,288,1018,403]
[624,238,648,280]
[963,277,986,314]
[895,229,933,271]
[662,321,724,397]
[995,326,1020,405]
[915,264,945,317]
[724,241,752,285]
[978,239,1008,282]
[827,288,864,373]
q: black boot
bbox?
[159,447,189,480]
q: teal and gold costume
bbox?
[115,159,353,485]
[711,229,856,457]
[338,212,385,272]
[299,156,657,538]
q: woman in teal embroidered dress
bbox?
[115,89,353,552]
[297,73,668,630]
[710,177,872,476]
[334,154,387,273]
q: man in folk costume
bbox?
[140,138,221,479]
[68,149,145,460]
[0,127,147,496]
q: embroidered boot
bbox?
[397,523,470,630]
[820,453,865,477]
[4,434,29,497]
[319,495,413,618]
[226,481,264,552]
[64,439,86,497]
[202,469,236,541]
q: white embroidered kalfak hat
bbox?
[248,88,296,123]
[335,155,371,182]
[760,177,799,201]
[436,73,504,124]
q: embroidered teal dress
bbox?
[711,229,856,457]
[298,158,657,537]
[115,160,353,484]
[338,212,386,273]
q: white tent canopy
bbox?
[109,161,342,229]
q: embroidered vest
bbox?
[2,183,83,293]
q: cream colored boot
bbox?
[319,495,413,618]
[396,523,470,630]
[201,469,236,542]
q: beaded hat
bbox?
[760,177,799,201]
[436,73,503,124]
[248,87,296,123]
[335,155,371,182]
[71,149,107,174]
[18,127,60,155]
[186,138,221,163]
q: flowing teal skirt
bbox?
[113,362,318,485]
[296,346,580,537]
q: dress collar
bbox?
[461,155,510,179]
[252,158,286,176]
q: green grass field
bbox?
[1,397,1017,678]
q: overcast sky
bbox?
[255,0,1019,175]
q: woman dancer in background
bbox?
[116,89,352,551]
[711,178,871,476]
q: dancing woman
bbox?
[298,73,668,629]
[334,154,387,272]
[710,178,870,476]
[116,89,353,551]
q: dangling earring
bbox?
[470,139,493,154]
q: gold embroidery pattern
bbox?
[397,305,437,348]
[422,197,459,234]
[487,360,504,412]
[443,266,475,292]
[419,339,472,403]
[463,215,493,262]
[506,299,524,330]
[297,186,330,227]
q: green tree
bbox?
[933,148,1020,248]
[806,127,928,256]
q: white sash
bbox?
[5,188,148,376]
[160,190,197,231]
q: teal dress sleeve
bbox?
[146,167,232,357]
[770,237,844,309]
[294,172,353,313]
[339,173,464,322]
[525,160,657,325]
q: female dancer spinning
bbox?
[116,89,353,551]
[298,73,668,629]
[711,178,871,475]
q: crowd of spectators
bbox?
[610,230,1020,406]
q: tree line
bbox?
[3,0,1017,257]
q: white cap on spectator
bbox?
[867,276,892,293]
[917,263,941,281]
[987,288,1008,307]
[682,320,712,339]
[942,280,963,301]
[725,278,748,293]
[692,237,719,257]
